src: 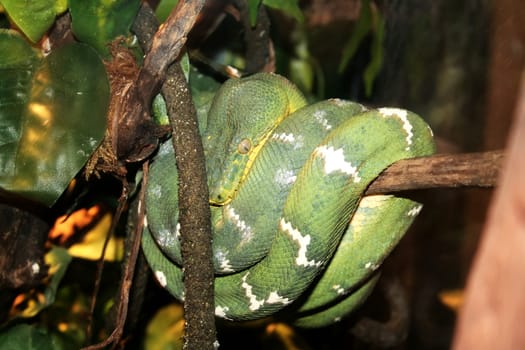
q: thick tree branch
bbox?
[366,150,503,195]
[164,64,216,349]
[132,3,216,349]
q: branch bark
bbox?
[132,3,216,349]
[164,64,216,349]
[366,150,503,195]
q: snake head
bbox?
[203,73,307,206]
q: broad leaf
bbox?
[0,35,109,205]
[0,324,57,350]
[0,30,38,183]
[69,0,141,56]
[0,0,59,42]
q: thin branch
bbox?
[82,164,148,350]
[366,150,503,195]
[84,184,130,349]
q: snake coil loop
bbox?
[142,73,435,327]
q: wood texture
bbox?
[366,151,503,195]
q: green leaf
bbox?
[69,0,141,56]
[180,52,190,82]
[263,0,304,22]
[41,247,72,313]
[338,0,372,73]
[248,0,262,26]
[0,37,109,205]
[155,0,179,23]
[0,30,39,183]
[54,0,68,15]
[0,0,56,42]
[0,324,57,350]
[152,94,169,126]
[363,12,385,96]
[144,304,184,350]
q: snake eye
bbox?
[237,138,252,154]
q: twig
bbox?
[84,183,129,348]
[351,277,409,347]
[366,150,503,195]
[82,165,147,350]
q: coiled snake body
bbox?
[142,73,435,327]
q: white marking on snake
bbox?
[157,228,178,248]
[274,168,297,186]
[272,132,295,143]
[364,262,379,271]
[279,218,323,268]
[407,204,423,217]
[378,108,414,150]
[314,145,361,182]
[271,132,304,149]
[333,284,345,295]
[155,270,167,287]
[214,340,220,349]
[330,98,346,107]
[175,222,181,239]
[225,205,253,244]
[267,291,291,305]
[313,110,332,130]
[215,250,234,272]
[158,142,173,155]
[350,196,389,231]
[215,306,231,319]
[241,273,265,311]
[149,183,162,199]
[427,124,434,137]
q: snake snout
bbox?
[209,188,232,206]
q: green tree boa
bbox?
[141,73,435,327]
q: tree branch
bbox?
[138,0,205,104]
[164,64,216,349]
[366,150,503,195]
[132,3,216,349]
